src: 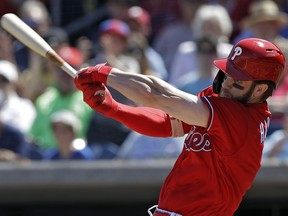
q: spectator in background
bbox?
[278,0,288,38]
[0,120,34,162]
[263,110,288,163]
[125,6,152,39]
[169,4,233,88]
[138,0,181,41]
[217,0,255,41]
[125,6,168,80]
[234,0,288,61]
[0,60,36,134]
[0,61,40,160]
[19,27,70,102]
[78,0,136,47]
[15,0,51,72]
[44,110,95,160]
[152,0,206,73]
[42,27,70,50]
[75,36,95,68]
[29,46,93,150]
[91,18,140,73]
[18,0,51,36]
[177,37,218,95]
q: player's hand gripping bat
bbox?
[0,13,77,78]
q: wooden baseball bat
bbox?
[0,13,77,78]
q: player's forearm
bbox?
[106,68,183,108]
[106,68,154,104]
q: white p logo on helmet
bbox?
[231,47,242,60]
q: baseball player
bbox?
[74,38,285,216]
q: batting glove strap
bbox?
[77,63,112,85]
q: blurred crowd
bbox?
[0,0,287,163]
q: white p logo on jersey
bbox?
[231,47,242,60]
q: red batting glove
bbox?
[79,82,119,117]
[76,63,112,85]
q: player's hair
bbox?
[254,80,275,101]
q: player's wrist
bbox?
[91,63,112,84]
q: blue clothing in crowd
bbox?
[44,147,95,160]
[0,123,31,157]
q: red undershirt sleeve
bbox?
[110,103,186,137]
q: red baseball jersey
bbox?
[157,86,270,216]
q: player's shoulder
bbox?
[197,86,216,97]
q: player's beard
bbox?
[220,82,256,104]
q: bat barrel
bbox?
[1,13,51,57]
[0,13,77,78]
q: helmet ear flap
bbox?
[212,70,225,94]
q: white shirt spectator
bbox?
[0,91,36,133]
[0,60,36,133]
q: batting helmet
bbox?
[212,38,285,94]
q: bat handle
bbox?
[60,63,77,78]
[46,50,77,78]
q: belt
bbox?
[148,205,182,216]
